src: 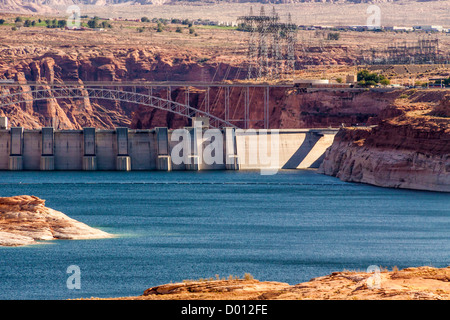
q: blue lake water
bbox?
[0,170,449,300]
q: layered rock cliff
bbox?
[0,195,113,246]
[319,99,450,192]
[130,87,398,129]
[0,48,400,129]
[106,266,450,300]
[0,48,244,129]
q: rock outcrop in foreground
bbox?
[319,98,450,192]
[118,266,450,300]
[0,195,112,246]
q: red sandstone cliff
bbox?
[319,98,450,192]
[0,49,242,129]
[0,45,402,130]
[130,87,400,129]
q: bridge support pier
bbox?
[155,127,171,171]
[83,128,97,171]
[225,127,239,170]
[9,127,23,171]
[115,127,131,171]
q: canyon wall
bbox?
[0,50,400,130]
[0,49,242,129]
[131,87,398,130]
[319,111,450,192]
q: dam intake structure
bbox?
[0,119,338,173]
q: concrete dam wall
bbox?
[0,126,338,172]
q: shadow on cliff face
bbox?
[319,98,450,192]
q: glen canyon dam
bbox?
[0,0,448,309]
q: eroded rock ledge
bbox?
[114,266,450,300]
[319,110,450,192]
[0,195,113,247]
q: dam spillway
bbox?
[0,125,338,172]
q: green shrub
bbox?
[380,78,390,86]
[357,69,390,87]
[327,32,340,40]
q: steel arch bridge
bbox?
[0,81,291,128]
[0,85,239,129]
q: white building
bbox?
[413,25,444,32]
[392,26,414,32]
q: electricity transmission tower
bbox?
[238,6,298,80]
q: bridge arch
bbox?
[0,87,237,129]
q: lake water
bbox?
[0,170,449,300]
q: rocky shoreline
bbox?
[106,266,450,300]
[0,195,113,246]
[319,96,450,192]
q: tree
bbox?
[141,17,150,22]
[15,17,22,23]
[101,21,112,29]
[0,19,5,25]
[189,27,195,34]
[23,19,32,27]
[357,70,379,82]
[175,26,182,33]
[357,69,391,87]
[336,77,343,83]
[45,19,58,28]
[58,20,67,28]
[156,22,164,32]
[87,17,99,29]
